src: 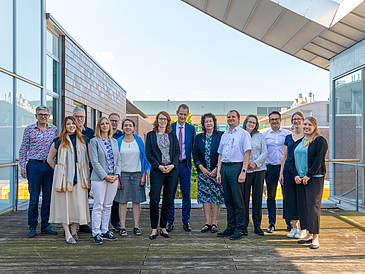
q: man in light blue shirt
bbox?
[216,110,251,240]
[262,111,291,233]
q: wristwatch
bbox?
[242,169,246,173]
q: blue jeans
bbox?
[26,161,54,230]
[168,162,191,224]
[265,164,280,225]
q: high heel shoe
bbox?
[297,239,312,244]
[149,231,159,240]
[160,230,170,238]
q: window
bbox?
[0,0,13,71]
[0,73,13,163]
[90,108,95,130]
[257,107,267,116]
[268,107,278,114]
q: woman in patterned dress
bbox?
[192,113,223,233]
[242,115,267,236]
[89,117,122,244]
[145,111,180,240]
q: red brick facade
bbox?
[62,36,126,126]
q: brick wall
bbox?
[62,36,126,126]
[126,115,152,142]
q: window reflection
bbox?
[16,0,41,84]
[0,72,13,163]
[46,29,59,57]
[0,167,13,211]
[0,0,13,71]
[46,56,59,93]
[16,80,41,159]
[46,95,58,128]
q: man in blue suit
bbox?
[167,104,196,232]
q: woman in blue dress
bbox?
[279,111,304,239]
[192,113,223,233]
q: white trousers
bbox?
[91,180,118,237]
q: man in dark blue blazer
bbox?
[167,104,196,232]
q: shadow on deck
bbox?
[0,208,365,273]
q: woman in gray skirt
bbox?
[115,119,151,236]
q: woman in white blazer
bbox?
[89,117,122,245]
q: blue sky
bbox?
[46,0,330,102]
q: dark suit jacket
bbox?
[145,131,180,170]
[290,136,328,178]
[192,131,223,173]
[82,126,95,140]
[171,122,196,171]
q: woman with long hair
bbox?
[192,113,223,233]
[47,116,90,244]
[145,111,180,240]
[115,118,151,237]
[290,117,328,249]
[89,117,122,244]
[242,115,267,236]
[279,111,305,239]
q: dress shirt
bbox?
[176,123,186,160]
[247,132,267,173]
[218,126,251,163]
[263,127,292,165]
[19,123,58,171]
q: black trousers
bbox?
[296,176,324,234]
[110,200,120,226]
[243,170,265,229]
[221,163,245,232]
[149,168,178,229]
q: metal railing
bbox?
[326,159,363,211]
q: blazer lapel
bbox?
[98,137,108,157]
[111,140,119,166]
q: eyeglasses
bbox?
[74,115,85,119]
[37,114,49,117]
[247,121,256,125]
[110,120,119,123]
[292,118,303,121]
[269,118,280,122]
[158,118,168,122]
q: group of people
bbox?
[20,103,327,249]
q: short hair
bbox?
[152,111,172,134]
[201,113,217,133]
[291,111,305,123]
[108,113,120,119]
[121,118,135,129]
[73,107,85,116]
[242,115,259,136]
[227,110,240,120]
[268,111,281,119]
[36,105,50,114]
[95,117,113,138]
[177,104,189,113]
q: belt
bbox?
[179,159,187,163]
[29,159,48,164]
[267,164,281,167]
[221,162,242,166]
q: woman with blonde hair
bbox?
[48,116,90,244]
[279,111,305,239]
[290,117,328,249]
[145,111,180,240]
[89,117,122,244]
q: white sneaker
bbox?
[294,229,307,239]
[287,228,298,238]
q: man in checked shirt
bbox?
[19,105,58,238]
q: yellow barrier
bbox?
[0,181,30,200]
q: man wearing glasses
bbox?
[108,113,123,231]
[19,105,58,238]
[73,107,94,233]
[262,111,291,233]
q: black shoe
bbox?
[160,230,170,238]
[286,225,292,232]
[149,231,159,240]
[267,224,275,233]
[217,228,234,237]
[183,222,192,232]
[242,228,248,236]
[298,239,312,244]
[310,244,319,249]
[166,223,174,232]
[112,223,121,232]
[230,231,244,240]
[254,227,265,236]
[201,224,212,233]
[79,225,92,233]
